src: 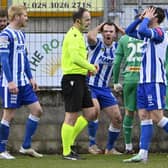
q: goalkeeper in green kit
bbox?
[113,34,143,154]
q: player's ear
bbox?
[76,19,81,25]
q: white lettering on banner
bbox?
[26,33,64,88]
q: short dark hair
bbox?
[0,8,8,18]
[147,6,165,24]
[72,7,88,23]
[100,22,119,32]
[155,7,165,24]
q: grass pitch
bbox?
[0,153,167,168]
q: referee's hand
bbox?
[88,65,98,76]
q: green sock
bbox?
[71,115,88,146]
[123,115,133,144]
[61,123,74,156]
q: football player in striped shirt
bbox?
[124,6,168,162]
[87,22,124,155]
[0,5,43,159]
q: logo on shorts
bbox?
[10,94,17,104]
[70,80,74,86]
[147,94,154,106]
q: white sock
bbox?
[1,119,10,127]
[138,149,148,160]
[125,143,133,151]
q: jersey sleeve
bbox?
[165,46,168,81]
[125,18,143,40]
[113,37,124,83]
[88,38,100,50]
[138,18,164,43]
[24,50,33,80]
[0,33,13,82]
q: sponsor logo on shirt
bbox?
[16,44,25,52]
[98,55,114,65]
[127,66,140,72]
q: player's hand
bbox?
[8,81,19,94]
[30,78,39,91]
[113,83,122,92]
[97,22,105,32]
[139,8,147,19]
[94,64,99,73]
[143,7,156,19]
[115,23,125,35]
[88,65,99,76]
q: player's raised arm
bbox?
[138,7,165,42]
[87,22,104,45]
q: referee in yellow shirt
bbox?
[61,7,98,160]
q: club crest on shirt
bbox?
[101,48,105,52]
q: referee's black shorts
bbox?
[61,74,93,112]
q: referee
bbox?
[61,7,98,160]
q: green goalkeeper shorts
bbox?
[123,83,138,112]
[165,86,168,110]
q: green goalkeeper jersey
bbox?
[113,35,143,84]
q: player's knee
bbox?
[6,114,15,122]
[84,109,98,121]
[33,107,43,118]
[2,110,15,122]
[91,111,98,120]
[38,108,43,117]
[87,114,97,121]
[112,116,122,129]
[139,113,149,120]
[92,108,99,120]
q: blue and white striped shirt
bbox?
[126,18,168,84]
[0,26,32,87]
[140,36,167,83]
[87,38,117,88]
